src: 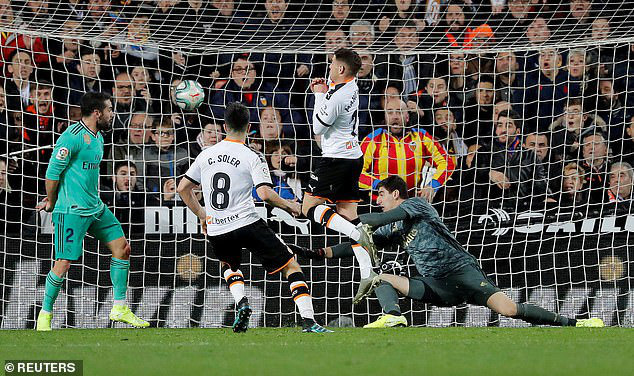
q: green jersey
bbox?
[45,121,105,216]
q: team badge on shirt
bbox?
[84,134,91,144]
[259,96,268,106]
[409,141,417,152]
[56,147,69,160]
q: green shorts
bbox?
[53,207,124,261]
[408,263,501,307]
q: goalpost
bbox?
[2,0,634,328]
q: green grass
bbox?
[1,328,633,376]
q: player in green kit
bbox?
[292,176,605,328]
[35,92,148,331]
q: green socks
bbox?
[110,257,130,303]
[42,271,64,312]
[375,281,401,316]
[515,303,575,326]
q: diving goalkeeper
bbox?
[293,176,604,328]
[35,92,148,331]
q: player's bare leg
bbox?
[362,273,408,328]
[281,256,332,333]
[302,196,377,301]
[107,236,149,328]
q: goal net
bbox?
[2,0,634,329]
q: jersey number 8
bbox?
[210,172,231,210]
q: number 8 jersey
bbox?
[184,139,273,235]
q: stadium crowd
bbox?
[1,0,634,235]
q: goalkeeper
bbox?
[35,93,148,331]
[293,176,604,328]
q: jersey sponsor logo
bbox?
[56,147,69,160]
[402,228,418,248]
[82,162,100,170]
[207,213,240,225]
[83,134,91,144]
[345,140,359,150]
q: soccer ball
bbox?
[174,80,205,111]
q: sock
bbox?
[42,271,64,313]
[352,243,373,278]
[375,281,401,316]
[515,303,575,326]
[287,243,325,259]
[110,257,130,305]
[309,205,361,241]
[287,272,314,320]
[223,265,246,304]
[330,242,355,259]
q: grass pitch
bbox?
[1,327,633,376]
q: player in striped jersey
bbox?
[359,99,455,200]
[302,48,378,303]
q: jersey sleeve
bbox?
[400,198,439,220]
[45,132,80,180]
[184,157,202,185]
[312,92,342,135]
[250,152,273,189]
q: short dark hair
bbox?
[114,160,137,174]
[334,48,362,77]
[376,176,408,199]
[225,102,250,132]
[80,92,111,117]
[478,75,495,86]
[497,109,522,127]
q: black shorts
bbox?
[408,264,501,307]
[307,156,364,203]
[207,219,294,275]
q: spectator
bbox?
[565,49,588,98]
[447,52,476,106]
[210,55,299,130]
[250,106,286,152]
[617,115,634,164]
[381,21,435,98]
[377,0,425,46]
[523,132,550,164]
[591,77,626,130]
[434,107,468,158]
[414,76,450,126]
[203,0,248,38]
[549,98,606,161]
[579,132,610,205]
[69,47,107,106]
[252,142,300,202]
[525,48,568,131]
[349,20,375,48]
[190,117,224,158]
[442,2,471,48]
[557,0,594,38]
[463,75,495,145]
[144,118,190,205]
[111,72,151,137]
[557,162,588,209]
[107,111,155,178]
[329,0,354,30]
[23,80,63,153]
[129,65,158,111]
[490,0,533,42]
[0,158,21,234]
[472,110,549,206]
[4,50,34,112]
[359,99,455,202]
[493,100,513,125]
[355,52,385,136]
[605,162,634,207]
[100,161,152,235]
[494,51,529,113]
[525,17,551,46]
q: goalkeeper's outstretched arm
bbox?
[359,207,409,228]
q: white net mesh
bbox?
[1,0,634,328]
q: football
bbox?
[174,80,205,110]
